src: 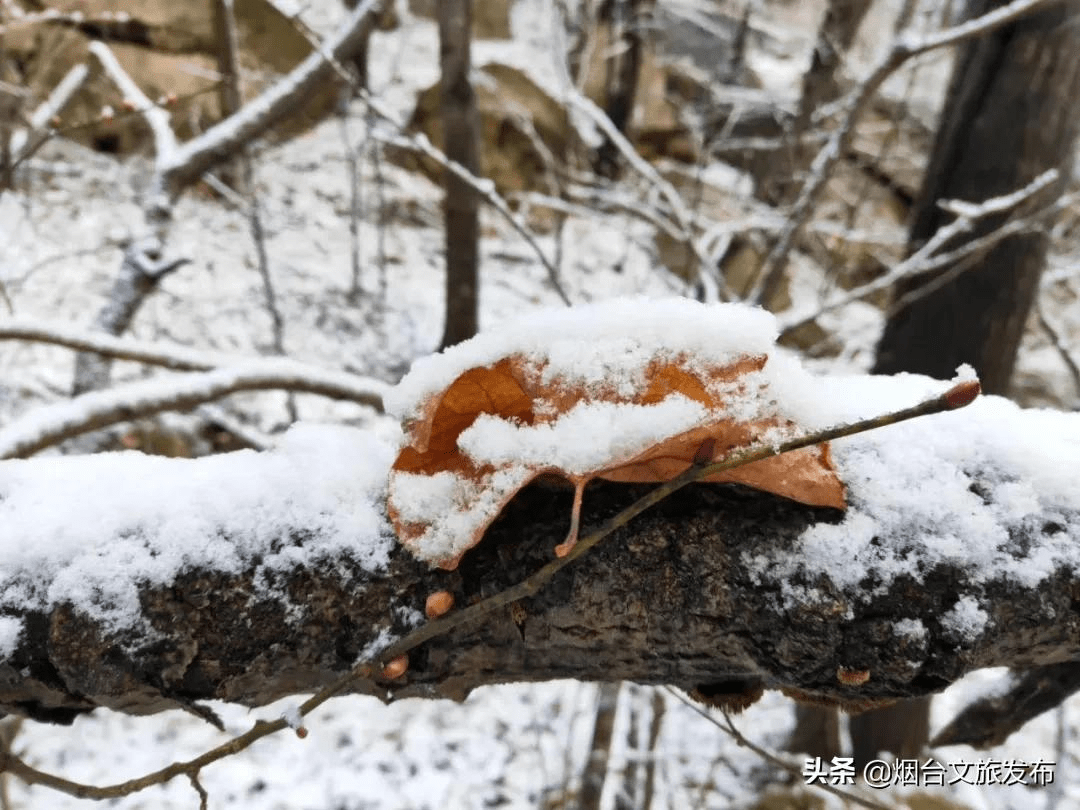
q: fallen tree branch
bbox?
[4,376,1078,798]
[0,361,388,458]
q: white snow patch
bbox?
[893,618,927,641]
[0,424,394,636]
[281,703,304,731]
[458,395,709,476]
[385,297,780,423]
[941,596,990,641]
[391,466,536,565]
[745,376,1080,606]
[0,616,22,657]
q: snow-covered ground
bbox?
[3,0,1080,808]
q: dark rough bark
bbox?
[437,0,480,349]
[873,0,1080,395]
[2,478,1080,733]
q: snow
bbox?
[0,615,22,657]
[941,596,992,642]
[0,423,395,638]
[746,381,1080,608]
[458,395,709,475]
[386,297,779,423]
[281,703,304,731]
[894,617,928,641]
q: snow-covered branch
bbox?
[157,0,385,199]
[777,170,1065,337]
[88,42,178,163]
[0,386,1077,746]
[0,362,388,458]
[8,63,88,166]
[0,318,271,371]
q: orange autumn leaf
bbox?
[388,350,846,570]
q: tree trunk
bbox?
[578,682,621,810]
[861,0,1080,767]
[786,704,841,761]
[873,0,1080,395]
[437,0,480,349]
[761,0,873,205]
[592,0,655,179]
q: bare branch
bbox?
[751,0,1062,305]
[87,42,178,162]
[932,664,1080,749]
[1036,302,1080,402]
[158,0,385,199]
[777,170,1063,337]
[372,109,574,307]
[566,90,731,301]
[666,690,894,810]
[0,361,388,458]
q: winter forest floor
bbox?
[3,0,1080,808]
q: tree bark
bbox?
[873,0,1080,395]
[437,0,480,349]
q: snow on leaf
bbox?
[387,299,846,569]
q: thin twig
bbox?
[188,773,209,810]
[0,361,388,458]
[1036,301,1080,402]
[280,8,571,306]
[777,171,1064,337]
[664,688,895,810]
[374,121,573,306]
[566,90,729,302]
